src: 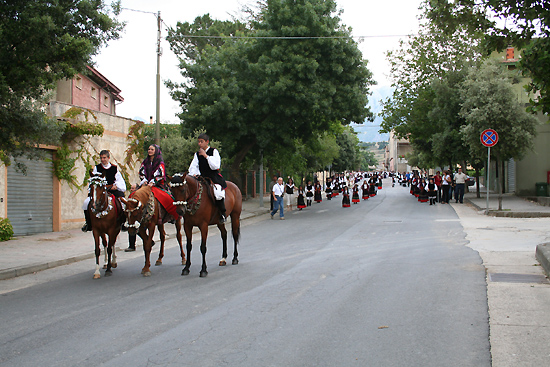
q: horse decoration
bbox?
[120,185,185,277]
[170,173,242,277]
[87,172,125,279]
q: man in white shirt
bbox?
[188,133,227,222]
[454,167,468,204]
[271,177,285,220]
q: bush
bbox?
[0,218,14,241]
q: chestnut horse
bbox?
[120,185,185,276]
[169,173,242,277]
[88,173,125,279]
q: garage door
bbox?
[7,153,54,236]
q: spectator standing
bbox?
[441,170,452,204]
[434,171,442,203]
[268,175,277,211]
[454,167,468,204]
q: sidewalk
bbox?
[0,196,271,281]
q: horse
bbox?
[169,173,242,277]
[120,185,185,277]
[87,172,125,279]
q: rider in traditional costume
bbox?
[82,150,126,232]
[188,133,227,223]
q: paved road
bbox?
[0,185,490,367]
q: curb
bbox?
[0,209,270,281]
[465,198,550,218]
[536,243,550,278]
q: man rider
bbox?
[188,133,227,223]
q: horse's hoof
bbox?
[200,271,208,277]
[143,271,151,277]
[155,260,162,266]
[181,260,186,265]
[232,259,239,265]
[105,270,112,276]
[182,268,190,276]
[93,274,101,279]
[219,260,226,266]
[111,263,117,269]
[103,264,107,269]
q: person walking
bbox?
[441,170,452,204]
[454,167,468,204]
[268,175,277,211]
[271,177,285,220]
[434,171,442,203]
[426,177,438,205]
[305,180,314,207]
[285,177,295,211]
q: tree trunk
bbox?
[229,141,256,191]
[475,167,481,198]
[495,156,502,210]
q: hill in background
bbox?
[352,85,393,143]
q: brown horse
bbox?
[87,173,125,279]
[120,185,185,277]
[169,173,242,277]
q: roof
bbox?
[85,65,124,102]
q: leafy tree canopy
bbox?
[166,0,375,176]
[426,0,550,113]
[0,0,124,162]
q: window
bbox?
[75,76,82,89]
[103,95,109,107]
[91,86,97,99]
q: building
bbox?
[387,131,413,173]
[0,68,138,236]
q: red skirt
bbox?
[370,194,376,197]
[352,199,360,203]
[297,204,306,209]
[362,195,369,200]
[342,203,351,207]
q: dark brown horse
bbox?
[169,173,242,277]
[87,173,125,279]
[120,185,185,277]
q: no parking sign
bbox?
[481,129,498,147]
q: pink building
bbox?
[54,65,123,115]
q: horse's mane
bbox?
[132,185,152,203]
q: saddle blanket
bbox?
[151,187,180,220]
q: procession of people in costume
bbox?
[283,171,389,210]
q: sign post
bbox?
[481,129,499,213]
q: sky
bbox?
[94,0,424,141]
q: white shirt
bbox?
[272,183,285,196]
[188,146,221,176]
[93,163,126,192]
[454,172,468,184]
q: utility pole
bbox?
[155,11,162,146]
[259,150,264,208]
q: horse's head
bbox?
[120,197,143,235]
[169,173,193,216]
[88,172,108,213]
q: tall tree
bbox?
[0,0,123,163]
[427,0,550,114]
[459,59,539,194]
[167,0,374,181]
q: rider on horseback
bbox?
[82,150,126,232]
[188,133,227,223]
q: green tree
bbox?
[380,7,483,169]
[427,0,550,114]
[459,59,539,194]
[332,126,360,172]
[167,0,374,183]
[0,0,123,163]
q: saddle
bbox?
[151,186,180,223]
[196,176,217,204]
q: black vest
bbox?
[96,164,118,185]
[197,148,227,188]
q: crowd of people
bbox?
[397,168,470,206]
[268,171,389,220]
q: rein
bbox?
[89,176,113,219]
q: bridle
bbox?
[170,173,203,215]
[89,176,112,219]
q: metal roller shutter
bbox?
[7,153,54,236]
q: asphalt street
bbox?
[0,185,491,367]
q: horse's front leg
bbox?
[155,224,165,266]
[93,230,101,279]
[217,223,228,266]
[141,225,155,276]
[101,233,108,269]
[182,221,193,276]
[105,236,114,276]
[199,224,209,277]
[176,218,185,265]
